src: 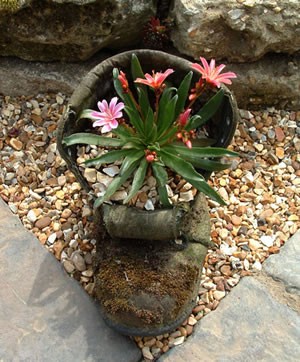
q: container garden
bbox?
[57,49,239,336]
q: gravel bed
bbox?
[0,93,299,361]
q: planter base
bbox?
[93,194,211,336]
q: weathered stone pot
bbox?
[57,50,239,336]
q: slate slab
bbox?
[159,276,300,362]
[0,198,141,362]
[264,230,300,295]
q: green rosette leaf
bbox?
[174,71,193,120]
[63,133,124,148]
[159,149,226,205]
[124,157,148,203]
[186,89,224,131]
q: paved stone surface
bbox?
[0,199,141,362]
[159,238,300,361]
[264,230,300,295]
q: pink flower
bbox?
[178,108,192,127]
[135,69,174,90]
[192,57,237,88]
[91,97,124,133]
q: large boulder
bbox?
[0,0,155,61]
[170,0,300,62]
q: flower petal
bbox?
[101,124,112,133]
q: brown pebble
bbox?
[35,216,51,229]
[275,126,285,142]
[231,215,242,226]
[178,326,187,337]
[220,265,232,276]
[9,138,23,151]
[185,324,193,336]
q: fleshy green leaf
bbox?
[164,144,239,158]
[144,107,157,143]
[131,54,150,116]
[112,124,133,140]
[152,162,168,187]
[124,158,148,203]
[158,186,172,208]
[174,71,193,120]
[152,162,172,208]
[186,89,224,131]
[119,150,145,175]
[163,144,238,171]
[84,148,137,166]
[93,153,143,208]
[157,94,178,137]
[157,126,179,144]
[159,149,225,205]
[63,133,124,148]
[124,106,145,137]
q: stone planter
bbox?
[57,49,239,336]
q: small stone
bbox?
[84,168,97,183]
[179,190,194,202]
[103,165,119,177]
[57,175,67,186]
[142,346,154,360]
[220,265,232,276]
[219,229,229,239]
[56,190,65,200]
[252,260,262,271]
[188,316,197,326]
[27,209,38,223]
[35,216,51,229]
[260,235,275,247]
[254,143,264,152]
[288,215,299,221]
[47,233,57,245]
[173,336,185,346]
[63,260,75,274]
[267,129,276,139]
[110,190,127,201]
[213,290,226,301]
[231,215,242,226]
[275,147,284,159]
[144,199,155,211]
[71,252,87,272]
[82,206,92,217]
[275,127,285,142]
[9,138,23,150]
[248,239,263,251]
[61,208,72,219]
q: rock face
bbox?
[1,52,299,110]
[0,0,155,61]
[170,0,300,62]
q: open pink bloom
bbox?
[192,57,237,88]
[178,108,192,127]
[135,69,174,90]
[91,97,124,133]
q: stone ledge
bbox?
[1,52,299,110]
[264,230,300,295]
[0,198,141,361]
[159,274,300,361]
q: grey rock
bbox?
[159,276,300,362]
[264,230,300,295]
[171,0,300,62]
[1,52,299,110]
[0,0,155,61]
[0,198,141,362]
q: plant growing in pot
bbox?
[57,50,239,336]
